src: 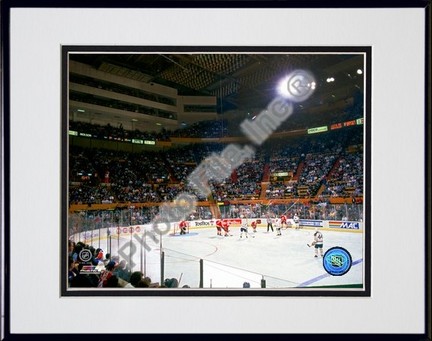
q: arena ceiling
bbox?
[69,52,365,131]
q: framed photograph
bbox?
[1,0,430,337]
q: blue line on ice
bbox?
[296,258,363,287]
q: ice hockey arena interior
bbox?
[66,50,367,292]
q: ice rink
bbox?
[78,223,364,290]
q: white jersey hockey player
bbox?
[310,229,324,257]
[240,219,249,238]
[275,219,282,236]
[293,214,300,229]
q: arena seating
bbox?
[69,124,363,205]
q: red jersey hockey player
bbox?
[250,220,257,233]
[280,214,287,229]
[179,220,188,235]
[216,219,231,236]
[216,219,223,236]
[222,220,231,236]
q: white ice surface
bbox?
[83,225,364,290]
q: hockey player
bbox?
[215,219,231,236]
[293,213,300,229]
[240,219,249,238]
[310,229,324,257]
[215,219,223,236]
[221,219,231,237]
[275,218,282,236]
[250,220,257,233]
[179,220,188,235]
[280,214,287,229]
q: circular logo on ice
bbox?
[78,249,92,263]
[323,247,352,276]
[286,70,315,102]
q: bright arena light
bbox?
[277,75,293,98]
[357,69,363,75]
[277,70,316,102]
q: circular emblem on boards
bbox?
[323,247,352,276]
